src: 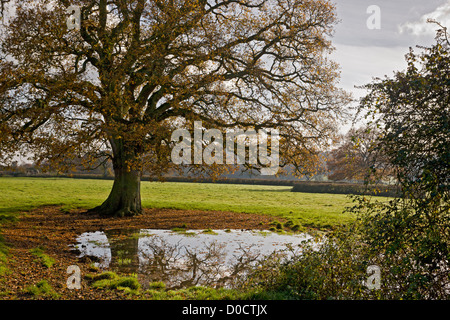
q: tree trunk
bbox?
[90,138,143,217]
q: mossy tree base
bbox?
[89,168,142,217]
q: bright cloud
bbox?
[398,1,450,36]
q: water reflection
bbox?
[74,229,312,289]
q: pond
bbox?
[72,228,314,289]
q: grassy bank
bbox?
[0,177,355,229]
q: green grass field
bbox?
[0,177,357,229]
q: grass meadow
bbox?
[0,177,356,229]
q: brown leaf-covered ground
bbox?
[0,206,277,299]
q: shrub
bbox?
[243,195,450,300]
[348,196,450,299]
[291,181,399,197]
[242,228,375,300]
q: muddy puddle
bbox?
[72,229,314,289]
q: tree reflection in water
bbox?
[75,229,311,290]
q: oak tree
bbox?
[0,0,349,216]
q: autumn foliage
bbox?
[0,0,349,216]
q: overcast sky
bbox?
[2,0,449,128]
[3,0,448,101]
[330,0,450,102]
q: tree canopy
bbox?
[326,125,391,182]
[0,0,350,215]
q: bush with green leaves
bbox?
[243,200,449,300]
[348,196,449,299]
[354,22,449,299]
[242,227,378,300]
[243,26,450,300]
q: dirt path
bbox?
[0,206,278,299]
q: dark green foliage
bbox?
[291,181,399,197]
[243,29,450,300]
[355,26,450,298]
[348,196,449,299]
[243,229,374,300]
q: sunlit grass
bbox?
[0,177,358,229]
